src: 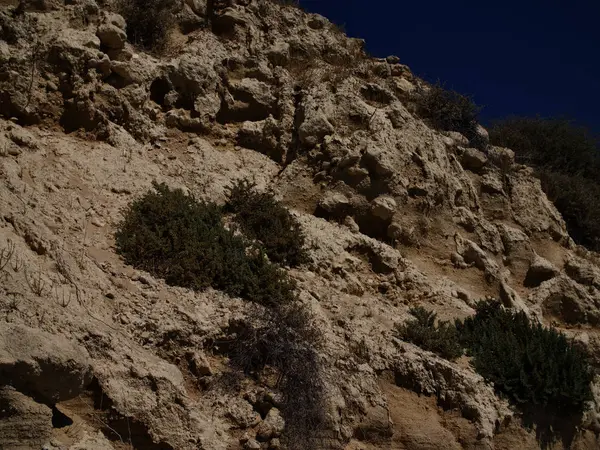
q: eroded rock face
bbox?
[0,325,92,404]
[0,387,53,449]
[524,253,559,287]
[0,0,599,449]
[530,276,600,325]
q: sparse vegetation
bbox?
[225,179,309,267]
[457,300,593,447]
[116,182,324,447]
[457,300,593,417]
[396,306,463,360]
[415,82,483,147]
[490,117,600,250]
[119,0,178,51]
[398,301,594,446]
[115,182,296,306]
[229,303,324,449]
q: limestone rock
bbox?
[97,24,127,50]
[481,172,504,194]
[0,325,92,404]
[460,147,488,173]
[530,276,600,325]
[0,387,53,449]
[370,196,396,221]
[226,399,261,429]
[393,343,512,442]
[185,0,207,16]
[256,408,285,441]
[470,124,489,149]
[298,112,334,148]
[487,146,515,170]
[318,191,351,217]
[454,233,499,277]
[237,117,281,160]
[524,253,559,287]
[565,256,600,289]
[244,439,261,450]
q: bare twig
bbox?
[0,240,15,272]
[12,254,24,272]
[25,40,40,109]
[52,282,73,308]
[24,268,48,297]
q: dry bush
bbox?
[119,0,179,51]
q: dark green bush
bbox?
[489,117,600,250]
[115,182,296,306]
[457,300,593,446]
[396,306,463,360]
[489,117,599,177]
[398,302,593,446]
[416,82,482,146]
[119,0,178,51]
[225,179,308,267]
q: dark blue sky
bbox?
[298,0,600,133]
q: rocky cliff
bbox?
[1,1,600,449]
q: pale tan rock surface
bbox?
[0,1,599,449]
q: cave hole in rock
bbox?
[52,405,74,428]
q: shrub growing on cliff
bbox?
[415,82,482,145]
[398,301,593,445]
[457,300,593,414]
[490,117,600,250]
[457,300,593,446]
[225,179,308,267]
[115,182,296,306]
[396,306,463,360]
[119,0,177,51]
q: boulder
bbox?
[530,276,600,325]
[361,144,394,178]
[524,253,559,287]
[226,399,261,429]
[455,234,499,277]
[256,408,285,441]
[185,0,207,16]
[317,191,351,218]
[487,146,515,170]
[565,256,600,290]
[298,112,334,148]
[460,147,488,173]
[267,42,290,67]
[393,343,512,442]
[370,196,396,221]
[0,324,92,404]
[481,173,504,194]
[96,24,127,50]
[237,117,281,161]
[469,124,489,149]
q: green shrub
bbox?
[115,182,296,306]
[119,0,178,51]
[396,306,463,360]
[489,117,599,177]
[225,179,309,267]
[398,302,593,446]
[416,82,482,146]
[489,117,600,250]
[457,300,593,446]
